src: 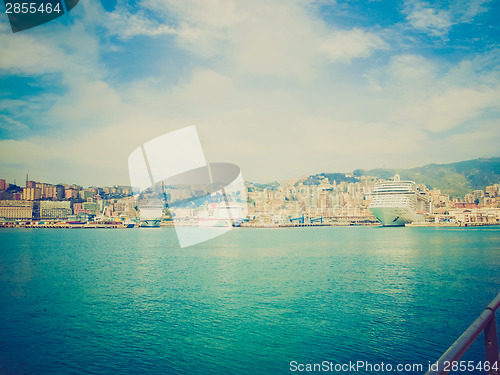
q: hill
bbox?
[362,157,500,197]
[249,157,500,197]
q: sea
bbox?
[0,226,499,375]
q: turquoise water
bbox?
[0,226,499,374]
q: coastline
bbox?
[1,221,499,229]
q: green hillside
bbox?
[250,157,500,198]
[364,157,500,197]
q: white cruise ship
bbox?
[369,174,431,226]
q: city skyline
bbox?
[1,0,500,186]
[1,155,499,193]
[1,168,499,228]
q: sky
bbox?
[0,0,499,187]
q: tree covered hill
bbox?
[361,157,500,197]
[249,157,500,198]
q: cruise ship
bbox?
[369,174,431,226]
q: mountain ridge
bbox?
[252,157,500,198]
[361,157,500,197]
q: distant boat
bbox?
[369,174,431,226]
[123,220,136,228]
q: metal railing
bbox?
[425,292,500,375]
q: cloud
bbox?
[423,87,500,132]
[403,0,492,37]
[386,86,500,133]
[449,118,500,147]
[0,0,499,185]
[0,23,67,75]
[0,115,29,131]
[319,28,387,63]
[0,99,29,111]
[451,0,491,23]
[405,5,452,37]
[365,53,500,133]
[0,3,106,81]
[50,79,121,125]
[104,5,176,38]
[127,0,387,80]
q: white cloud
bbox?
[451,0,491,23]
[104,6,176,38]
[0,114,29,131]
[0,3,105,81]
[131,0,387,80]
[424,87,500,132]
[365,53,500,133]
[0,99,29,111]
[403,0,492,37]
[386,86,500,133]
[406,6,452,37]
[449,118,500,145]
[0,0,499,185]
[364,54,441,110]
[50,79,121,124]
[0,23,67,74]
[319,28,387,63]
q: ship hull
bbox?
[370,207,422,227]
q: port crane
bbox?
[290,214,305,224]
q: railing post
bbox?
[425,293,500,375]
[484,312,499,375]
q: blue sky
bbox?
[0,0,499,186]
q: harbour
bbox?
[1,226,498,375]
[2,168,500,231]
[2,220,499,229]
[1,0,499,373]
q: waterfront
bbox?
[2,168,500,229]
[0,227,499,374]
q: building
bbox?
[0,179,6,190]
[72,203,90,215]
[36,182,55,199]
[113,196,137,218]
[82,202,101,215]
[22,187,42,201]
[39,201,72,219]
[80,190,94,200]
[0,200,33,220]
[65,188,79,200]
[454,202,478,209]
[52,185,65,201]
[448,208,500,224]
[486,185,498,198]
